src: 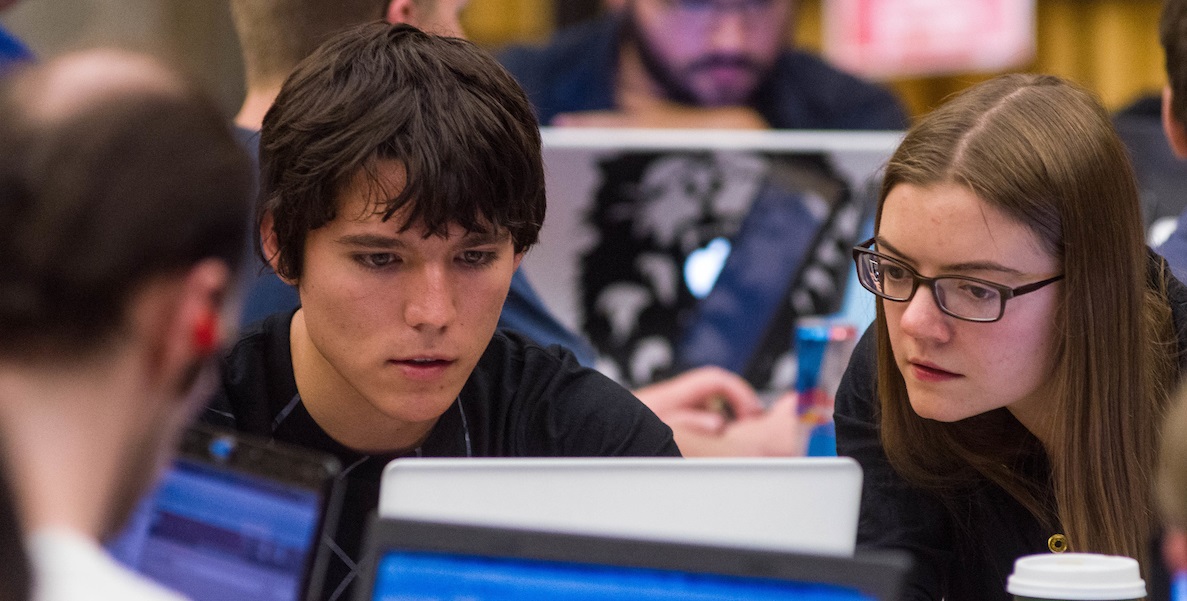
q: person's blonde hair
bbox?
[874,73,1178,569]
[230,0,393,87]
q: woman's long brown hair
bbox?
[874,74,1178,571]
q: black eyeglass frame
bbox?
[850,238,1064,323]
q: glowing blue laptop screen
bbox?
[370,550,875,601]
[107,459,323,601]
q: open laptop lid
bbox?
[378,457,862,557]
[352,517,910,601]
[107,425,344,601]
[525,128,900,390]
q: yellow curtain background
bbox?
[461,0,1168,119]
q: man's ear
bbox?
[131,259,231,400]
[1163,86,1187,160]
[512,250,525,271]
[385,0,417,25]
[259,210,296,285]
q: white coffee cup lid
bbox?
[1006,553,1146,600]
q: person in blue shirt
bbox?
[1148,4,1187,597]
[1156,0,1187,285]
[495,0,903,455]
[0,0,33,72]
[498,0,907,131]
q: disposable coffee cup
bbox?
[1006,553,1146,601]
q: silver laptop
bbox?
[377,457,863,557]
[523,127,900,390]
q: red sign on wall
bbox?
[823,0,1035,79]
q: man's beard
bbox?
[620,9,770,107]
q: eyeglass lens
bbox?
[857,253,1004,321]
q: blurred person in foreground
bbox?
[0,51,251,600]
[0,462,29,601]
[1158,381,1187,599]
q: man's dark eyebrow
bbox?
[334,230,509,248]
[336,233,405,248]
[874,235,1025,276]
[461,230,511,246]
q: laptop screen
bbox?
[370,550,873,601]
[107,427,341,601]
[354,518,908,601]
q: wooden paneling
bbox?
[3,0,1169,118]
[461,0,555,47]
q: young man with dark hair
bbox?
[228,0,803,460]
[0,50,252,600]
[205,23,679,601]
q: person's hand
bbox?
[551,103,769,130]
[633,366,764,434]
[671,394,815,457]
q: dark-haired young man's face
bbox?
[281,160,522,449]
[624,0,793,106]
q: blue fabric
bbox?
[239,267,301,328]
[498,16,908,130]
[231,126,303,329]
[1159,212,1187,283]
[0,25,32,72]
[1112,95,1187,283]
[500,269,598,366]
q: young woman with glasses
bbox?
[835,73,1187,600]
